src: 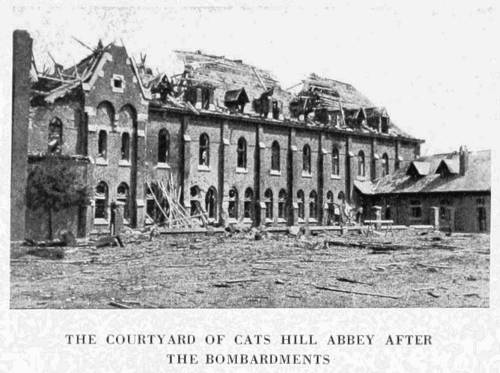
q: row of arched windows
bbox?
[94,181,130,221]
[97,130,131,161]
[153,132,394,178]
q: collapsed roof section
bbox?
[30,40,150,104]
[28,38,418,141]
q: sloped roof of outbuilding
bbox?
[355,149,490,195]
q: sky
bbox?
[10,0,500,155]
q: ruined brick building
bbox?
[19,30,489,240]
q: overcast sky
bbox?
[11,0,499,155]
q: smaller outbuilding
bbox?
[355,146,490,232]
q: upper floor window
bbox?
[199,133,210,167]
[98,130,107,159]
[48,117,63,154]
[303,144,311,174]
[237,137,247,169]
[158,129,170,163]
[381,153,389,177]
[121,133,130,161]
[357,150,365,177]
[271,141,280,171]
[96,101,115,128]
[332,147,339,175]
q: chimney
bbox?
[459,145,469,176]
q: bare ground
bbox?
[10,229,489,308]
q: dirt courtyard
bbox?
[10,229,489,308]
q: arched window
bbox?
[264,189,273,220]
[121,133,130,161]
[237,137,247,169]
[303,144,311,174]
[332,147,339,175]
[278,189,287,219]
[96,101,115,128]
[381,153,389,177]
[199,133,210,166]
[95,181,108,219]
[205,187,217,220]
[48,117,63,154]
[158,129,170,163]
[297,190,305,219]
[326,191,335,225]
[244,188,253,219]
[271,141,280,171]
[98,130,107,159]
[309,190,318,220]
[117,182,130,221]
[190,186,201,216]
[228,187,238,219]
[357,150,365,177]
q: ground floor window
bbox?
[477,198,487,232]
[326,191,335,225]
[228,188,238,219]
[205,187,217,219]
[95,181,108,220]
[297,190,305,219]
[117,182,130,222]
[278,189,287,219]
[264,189,273,220]
[244,188,253,219]
[409,199,422,219]
[309,190,318,220]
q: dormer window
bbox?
[111,74,125,93]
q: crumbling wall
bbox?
[29,99,83,155]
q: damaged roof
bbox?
[355,149,491,195]
[173,50,293,117]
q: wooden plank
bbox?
[313,284,400,299]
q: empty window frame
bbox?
[278,189,287,219]
[158,128,170,163]
[271,141,280,171]
[205,187,217,220]
[199,133,210,166]
[98,130,107,159]
[297,190,305,219]
[303,144,311,174]
[357,150,365,177]
[264,189,273,220]
[309,190,318,220]
[121,132,130,161]
[244,188,253,219]
[332,147,339,175]
[48,117,63,154]
[381,153,389,177]
[237,137,247,169]
[117,182,130,221]
[95,181,109,219]
[190,186,201,216]
[228,187,238,219]
[409,199,422,219]
[326,190,335,225]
